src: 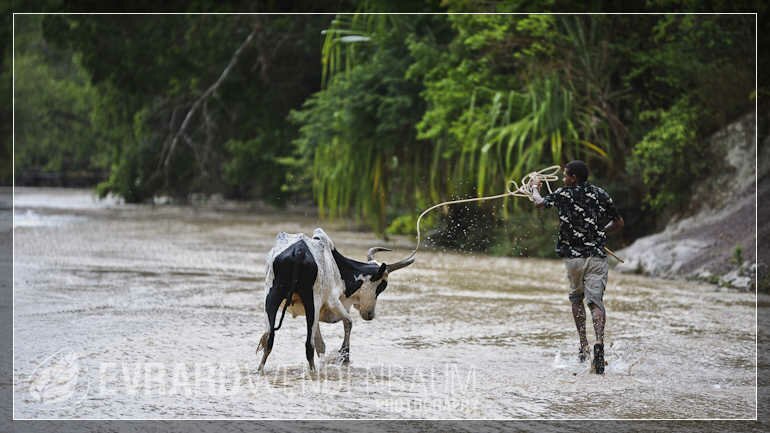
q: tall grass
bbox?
[309,14,621,235]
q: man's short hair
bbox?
[565,160,589,184]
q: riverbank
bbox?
[617,113,765,292]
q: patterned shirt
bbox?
[542,182,620,258]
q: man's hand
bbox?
[531,176,546,208]
[530,176,542,193]
[604,217,624,234]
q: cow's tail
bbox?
[272,247,303,332]
[272,292,292,332]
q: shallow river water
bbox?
[11,188,759,419]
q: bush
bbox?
[629,98,707,212]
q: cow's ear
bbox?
[372,263,387,282]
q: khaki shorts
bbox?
[565,257,608,312]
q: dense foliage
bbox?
[290,11,755,247]
[20,13,335,202]
[8,6,758,256]
[13,15,105,182]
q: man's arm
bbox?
[531,179,546,208]
[532,185,546,208]
[600,189,624,233]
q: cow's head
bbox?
[315,227,415,321]
[347,247,415,321]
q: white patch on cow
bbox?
[263,228,377,323]
[264,229,342,308]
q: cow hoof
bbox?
[336,349,350,365]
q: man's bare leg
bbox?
[572,300,589,360]
[589,303,606,374]
[589,303,605,345]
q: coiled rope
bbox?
[401,164,624,263]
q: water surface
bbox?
[12,188,758,419]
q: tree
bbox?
[40,13,334,202]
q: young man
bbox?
[531,160,624,374]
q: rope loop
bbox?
[406,165,562,260]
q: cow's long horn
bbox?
[366,247,392,262]
[386,252,415,273]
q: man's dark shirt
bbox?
[542,182,620,258]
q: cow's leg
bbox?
[338,317,352,364]
[314,325,326,356]
[312,292,323,358]
[257,288,282,373]
[298,289,316,372]
[328,298,353,364]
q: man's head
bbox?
[563,160,589,186]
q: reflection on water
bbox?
[12,188,759,419]
[14,209,88,227]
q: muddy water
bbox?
[12,188,758,419]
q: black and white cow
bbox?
[256,228,414,372]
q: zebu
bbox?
[256,228,414,372]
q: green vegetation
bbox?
[7,6,758,258]
[733,244,744,266]
[13,15,106,184]
[629,98,703,212]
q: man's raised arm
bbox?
[531,179,546,208]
